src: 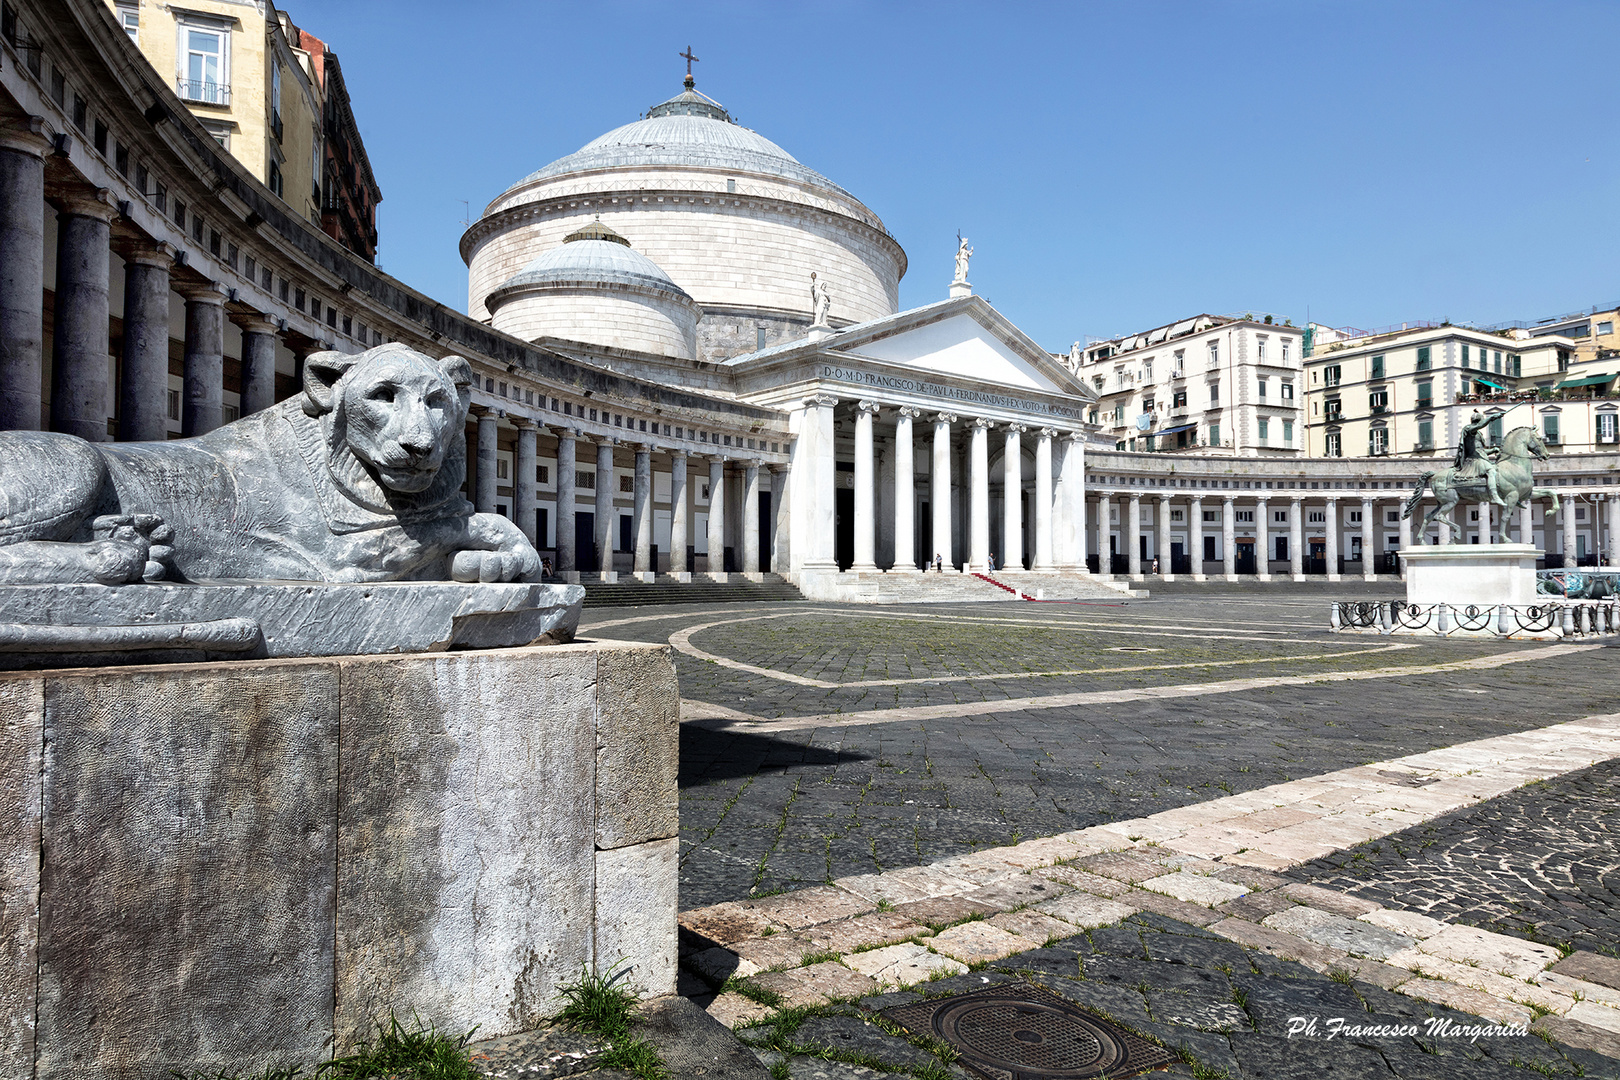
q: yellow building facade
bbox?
[105,0,322,225]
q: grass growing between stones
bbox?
[321,1014,479,1079]
[555,965,668,1080]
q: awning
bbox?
[1472,376,1507,390]
[1557,372,1614,388]
[1154,422,1199,437]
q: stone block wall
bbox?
[0,641,678,1080]
[491,284,699,360]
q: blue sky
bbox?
[312,1,1619,351]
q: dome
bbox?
[488,233,692,304]
[505,88,855,201]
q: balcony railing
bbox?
[177,79,230,106]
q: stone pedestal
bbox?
[1399,543,1540,607]
[3,640,678,1079]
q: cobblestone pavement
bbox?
[1291,757,1620,956]
[580,593,1620,1077]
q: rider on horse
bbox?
[1454,409,1506,506]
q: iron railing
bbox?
[176,79,229,105]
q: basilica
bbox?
[0,6,1613,599]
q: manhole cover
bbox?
[883,984,1173,1080]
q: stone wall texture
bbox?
[490,284,699,361]
[0,641,679,1079]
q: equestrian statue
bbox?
[1402,409,1560,543]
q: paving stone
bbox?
[1083,954,1231,997]
[1138,870,1250,906]
[958,874,1069,911]
[890,896,994,930]
[681,902,782,947]
[806,912,930,954]
[1416,924,1563,979]
[1262,906,1415,960]
[783,1057,907,1080]
[1141,934,1257,974]
[1034,863,1135,896]
[1034,891,1139,929]
[1230,1034,1397,1079]
[751,961,876,1007]
[792,1014,941,1072]
[1280,882,1382,917]
[733,932,820,972]
[928,921,1033,964]
[986,909,1077,945]
[1126,1021,1242,1079]
[1209,916,1351,973]
[1144,993,1249,1033]
[750,885,874,930]
[839,942,966,987]
[1552,950,1620,992]
[704,991,773,1030]
[1536,971,1620,1011]
[1568,1000,1620,1036]
[1217,889,1296,922]
[1029,973,1153,1026]
[1121,886,1225,926]
[1532,1015,1620,1062]
[688,945,755,984]
[990,946,1082,978]
[1393,976,1534,1027]
[1358,908,1449,940]
[1335,959,1415,991]
[1126,912,1225,939]
[1381,947,1573,1014]
[1210,864,1292,890]
[1086,924,1149,959]
[1075,849,1173,883]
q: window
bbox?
[1173,350,1185,376]
[1417,420,1433,449]
[1510,354,1521,377]
[1202,510,1221,523]
[496,459,509,480]
[756,326,766,351]
[1416,380,1432,406]
[1350,510,1362,523]
[1280,381,1293,401]
[1369,427,1389,455]
[1325,432,1342,457]
[1309,511,1325,524]
[1416,346,1431,371]
[1208,422,1221,446]
[1370,355,1384,379]
[1142,360,1153,382]
[167,389,180,421]
[1257,339,1267,362]
[1542,413,1560,443]
[1324,364,1341,387]
[1368,389,1388,414]
[1113,404,1124,425]
[116,2,137,41]
[1258,418,1270,443]
[1172,389,1187,409]
[270,63,282,140]
[1257,377,1267,399]
[538,465,550,484]
[1598,412,1617,443]
[1207,340,1220,367]
[179,24,229,105]
[619,475,632,493]
[72,94,87,131]
[1324,397,1341,421]
[1461,345,1471,370]
[1235,510,1254,523]
[1209,383,1220,406]
[1274,510,1288,523]
[577,470,595,489]
[1599,321,1614,335]
[269,160,283,197]
[1282,420,1293,445]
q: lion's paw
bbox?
[449,548,536,583]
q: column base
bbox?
[1224,573,1239,582]
[742,572,766,582]
[561,571,582,584]
[670,572,693,583]
[632,571,656,583]
[1257,573,1271,582]
[1192,573,1208,582]
[848,563,879,573]
[1363,574,1379,582]
[597,571,619,584]
[1327,573,1342,582]
[889,565,923,574]
[705,572,731,583]
[1292,574,1306,582]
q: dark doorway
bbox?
[1171,542,1190,575]
[1235,539,1257,575]
[538,508,548,552]
[758,490,773,572]
[836,488,854,570]
[1308,538,1326,575]
[1275,535,1289,563]
[919,502,932,568]
[1139,534,1150,561]
[619,514,633,555]
[1203,535,1216,563]
[576,511,597,572]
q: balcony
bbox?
[177,79,230,106]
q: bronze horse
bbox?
[1402,426,1561,543]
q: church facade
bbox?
[0,2,1615,599]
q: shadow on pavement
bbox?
[679,722,871,785]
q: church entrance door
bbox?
[576,512,596,574]
[836,488,854,570]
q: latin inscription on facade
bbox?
[818,365,1082,420]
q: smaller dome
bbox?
[563,217,631,246]
[489,237,692,301]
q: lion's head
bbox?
[301,344,473,500]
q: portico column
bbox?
[1254,497,1270,580]
[0,121,49,431]
[177,281,226,436]
[742,457,762,578]
[1222,496,1236,581]
[1561,495,1574,566]
[595,438,616,579]
[969,418,992,572]
[669,450,689,580]
[633,442,654,580]
[1398,500,1413,577]
[892,408,919,571]
[474,408,499,514]
[1290,497,1304,580]
[1127,493,1142,579]
[1190,496,1205,580]
[932,413,956,569]
[794,396,838,574]
[1061,434,1087,570]
[236,315,279,419]
[556,430,578,578]
[1475,501,1490,544]
[1003,424,1026,571]
[51,192,116,441]
[851,401,879,572]
[515,420,539,545]
[770,463,790,575]
[1034,428,1055,570]
[1325,497,1341,581]
[1606,496,1618,566]
[707,455,727,580]
[1156,495,1172,579]
[117,241,175,441]
[1362,497,1376,579]
[1097,492,1114,574]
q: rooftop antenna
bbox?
[458,199,470,229]
[680,45,699,89]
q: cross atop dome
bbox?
[680,46,699,90]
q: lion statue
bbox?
[0,343,540,584]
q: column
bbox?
[556,430,577,579]
[1061,434,1087,571]
[969,418,991,572]
[1127,493,1142,578]
[707,456,727,580]
[893,408,918,571]
[1607,497,1618,567]
[1325,497,1341,581]
[633,443,654,580]
[1034,428,1055,570]
[1561,495,1573,567]
[1096,492,1113,574]
[1476,500,1490,544]
[474,408,499,514]
[515,420,539,545]
[742,458,763,578]
[1362,497,1376,579]
[670,450,689,580]
[236,315,279,419]
[1398,499,1413,579]
[1222,496,1236,581]
[1290,496,1304,580]
[0,121,48,431]
[117,242,174,441]
[851,401,879,572]
[932,413,956,569]
[1518,499,1533,549]
[1003,424,1025,571]
[177,281,226,436]
[1254,497,1269,579]
[770,463,790,575]
[1155,494,1172,579]
[793,396,837,574]
[51,192,116,441]
[1190,496,1205,580]
[595,438,616,579]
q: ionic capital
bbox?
[934,412,958,425]
[896,406,923,420]
[53,187,116,222]
[856,400,882,416]
[803,393,839,410]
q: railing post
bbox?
[1561,604,1576,637]
[1496,604,1512,638]
[1435,604,1449,635]
[1329,602,1341,630]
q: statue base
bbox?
[1398,543,1540,607]
[0,580,584,668]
